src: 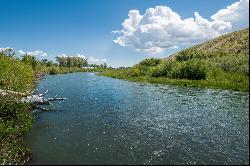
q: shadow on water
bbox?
[23,72,249,165]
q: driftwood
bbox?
[1,89,66,111]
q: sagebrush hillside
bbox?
[169,27,249,59]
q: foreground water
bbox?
[23,72,249,165]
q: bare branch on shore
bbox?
[1,89,66,111]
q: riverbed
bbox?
[23,72,249,165]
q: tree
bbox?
[56,56,88,67]
[41,59,54,67]
[56,56,67,67]
[21,54,38,69]
[0,48,15,57]
[103,63,107,68]
[139,58,162,67]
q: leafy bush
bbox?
[150,60,207,80]
[49,66,60,75]
[0,53,34,92]
[128,64,149,77]
[215,54,249,75]
[177,61,207,80]
[139,58,162,66]
[0,94,33,165]
[0,95,29,121]
[150,60,174,77]
[21,55,38,70]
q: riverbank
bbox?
[99,69,249,92]
[0,53,106,164]
[100,28,249,92]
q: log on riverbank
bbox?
[1,89,66,110]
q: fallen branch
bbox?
[48,97,66,101]
[1,88,66,109]
[21,94,66,105]
[36,106,50,111]
[39,90,48,97]
[35,106,64,112]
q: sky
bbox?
[0,0,249,67]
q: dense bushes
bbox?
[149,60,207,80]
[0,53,35,164]
[175,61,207,80]
[149,60,174,77]
[21,55,38,70]
[0,53,34,92]
[0,94,33,165]
[139,58,162,66]
[175,49,206,61]
[215,54,249,76]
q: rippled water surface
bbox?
[23,72,249,165]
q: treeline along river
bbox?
[23,72,249,165]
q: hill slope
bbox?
[168,27,249,60]
[101,27,249,92]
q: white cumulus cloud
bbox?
[100,58,107,62]
[88,57,107,62]
[19,50,47,57]
[57,53,86,59]
[76,53,86,59]
[113,0,249,53]
[211,0,249,31]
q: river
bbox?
[23,72,249,165]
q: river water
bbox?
[23,72,249,165]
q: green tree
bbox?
[21,54,38,70]
[0,48,15,57]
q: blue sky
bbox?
[0,0,248,67]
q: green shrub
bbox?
[0,94,33,165]
[139,58,162,66]
[0,53,34,92]
[0,95,28,121]
[129,64,149,77]
[49,66,60,75]
[21,55,38,70]
[165,60,207,80]
[150,60,174,77]
[176,49,203,61]
[215,54,249,75]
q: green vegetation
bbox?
[0,27,248,164]
[0,54,34,93]
[0,51,108,164]
[55,56,88,67]
[101,28,249,92]
[0,94,34,165]
[0,53,34,164]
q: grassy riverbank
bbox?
[0,53,106,164]
[100,28,249,92]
